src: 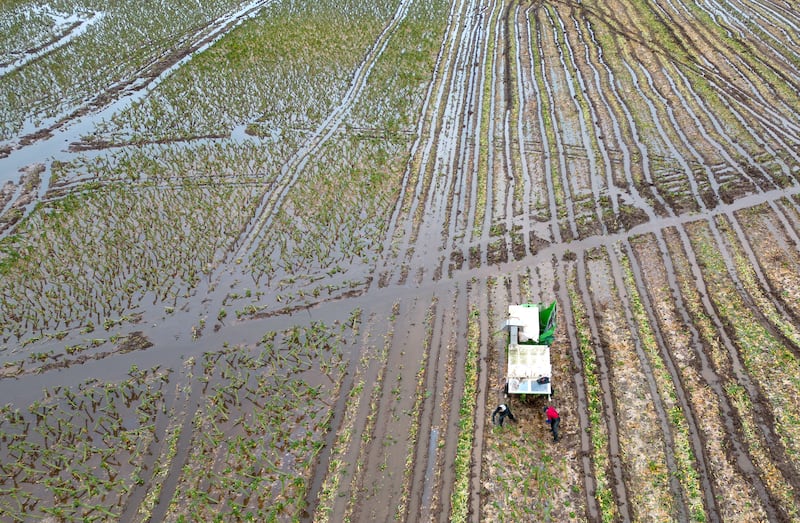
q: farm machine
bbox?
[502,302,557,400]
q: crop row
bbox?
[566,265,614,522]
[684,217,800,519]
[1,0,248,139]
[164,321,350,521]
[0,365,170,521]
[583,246,675,520]
[478,273,579,522]
[246,0,451,297]
[449,306,480,522]
[340,304,396,521]
[0,179,259,345]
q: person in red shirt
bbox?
[545,405,560,441]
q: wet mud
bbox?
[2,0,800,521]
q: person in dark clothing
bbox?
[491,403,517,426]
[545,405,560,441]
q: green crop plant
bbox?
[567,265,615,522]
[686,220,800,516]
[620,239,704,517]
[164,319,351,520]
[450,307,480,522]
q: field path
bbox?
[2,0,800,521]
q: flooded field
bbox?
[1,0,799,521]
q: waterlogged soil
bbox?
[1,0,800,521]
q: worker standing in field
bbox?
[545,405,560,441]
[491,403,517,427]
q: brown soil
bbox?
[2,0,800,521]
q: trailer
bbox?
[503,302,557,399]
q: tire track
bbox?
[575,249,632,521]
[605,244,688,519]
[651,0,800,118]
[228,0,415,262]
[370,0,476,288]
[624,237,721,521]
[675,221,785,521]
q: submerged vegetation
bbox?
[0,320,354,521]
[1,0,800,520]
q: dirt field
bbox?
[1,0,799,521]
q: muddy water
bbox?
[0,0,271,191]
[3,0,800,521]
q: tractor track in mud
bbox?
[3,0,800,521]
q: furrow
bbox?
[583,3,676,218]
[462,0,499,252]
[372,0,476,287]
[569,13,623,220]
[626,235,720,521]
[659,225,769,521]
[734,202,800,330]
[524,5,562,245]
[664,65,767,196]
[447,7,488,266]
[232,0,414,260]
[511,4,535,254]
[408,286,467,523]
[676,221,786,520]
[371,0,464,288]
[476,0,504,267]
[607,243,689,520]
[652,0,800,119]
[549,6,610,234]
[467,280,490,523]
[348,296,435,522]
[627,60,708,214]
[580,18,664,223]
[530,7,580,241]
[576,249,632,521]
